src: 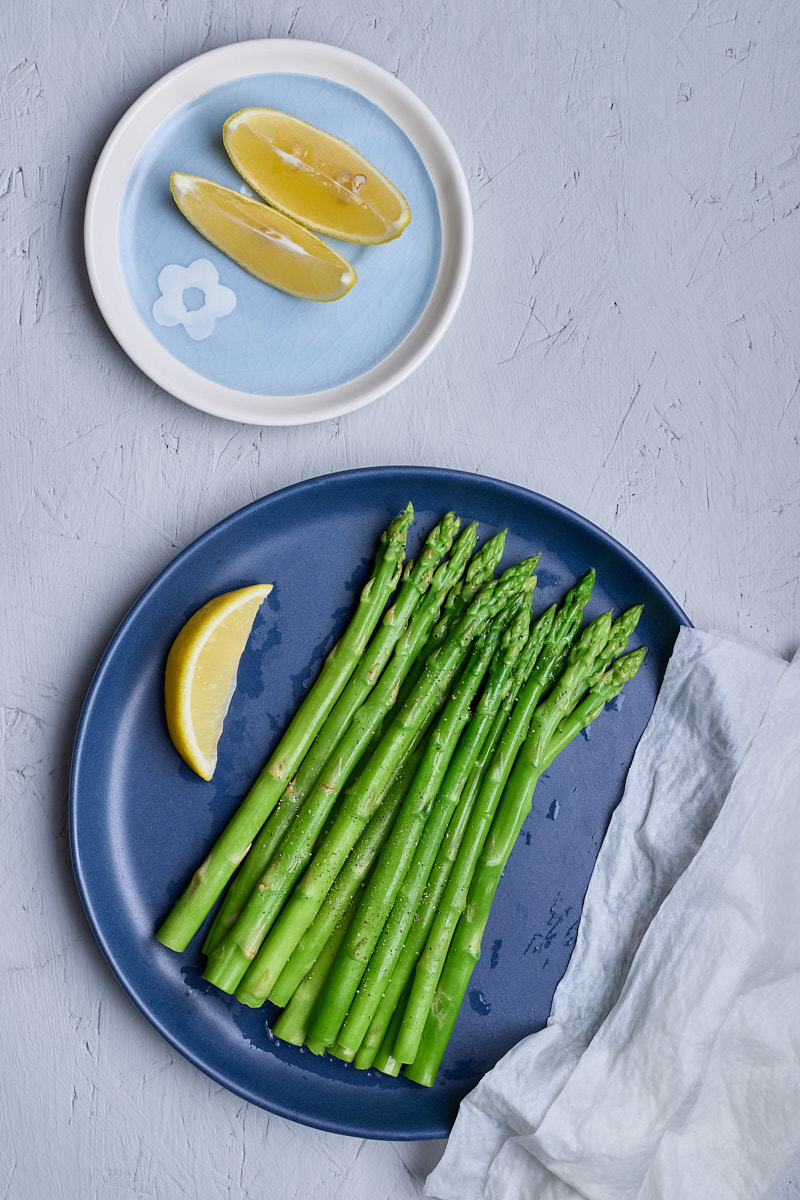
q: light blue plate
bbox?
[86,41,472,424]
[119,73,441,397]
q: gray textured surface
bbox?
[2,0,799,1196]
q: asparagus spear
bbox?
[270,891,360,1047]
[311,605,556,1068]
[326,1041,355,1063]
[354,699,514,1070]
[333,600,532,1059]
[316,521,488,806]
[394,530,508,706]
[584,604,644,689]
[404,645,646,1087]
[381,608,644,1079]
[267,735,430,1009]
[307,609,511,1049]
[363,977,412,1075]
[202,512,461,955]
[155,505,414,953]
[546,647,646,761]
[358,529,508,781]
[203,528,479,993]
[235,558,541,1008]
[509,609,614,772]
[354,603,563,1069]
[392,581,602,1065]
[354,604,559,1068]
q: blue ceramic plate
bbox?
[84,41,472,425]
[70,467,689,1140]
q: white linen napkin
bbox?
[426,627,800,1200]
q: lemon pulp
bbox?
[223,108,412,245]
[170,173,357,302]
[164,584,273,781]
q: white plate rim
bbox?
[84,38,474,426]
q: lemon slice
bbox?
[164,584,273,781]
[170,173,357,302]
[223,108,412,245]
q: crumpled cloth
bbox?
[426,627,800,1200]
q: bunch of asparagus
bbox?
[156,504,645,1086]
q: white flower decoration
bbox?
[152,258,236,341]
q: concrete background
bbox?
[3,0,799,1196]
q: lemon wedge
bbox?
[170,173,357,302]
[223,108,412,245]
[164,584,273,781]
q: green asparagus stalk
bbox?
[511,610,616,773]
[364,977,413,1075]
[358,528,508,780]
[326,1042,354,1063]
[270,892,360,1047]
[202,513,461,955]
[353,689,517,1070]
[321,521,487,797]
[267,736,430,1009]
[354,609,561,1070]
[404,645,646,1087]
[392,530,507,710]
[430,526,506,614]
[234,558,540,1008]
[333,600,532,1059]
[392,578,601,1064]
[307,610,511,1049]
[203,530,478,993]
[586,605,644,688]
[545,647,646,762]
[155,505,414,953]
[269,730,434,1041]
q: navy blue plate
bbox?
[70,466,689,1140]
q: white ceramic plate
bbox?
[84,40,473,425]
